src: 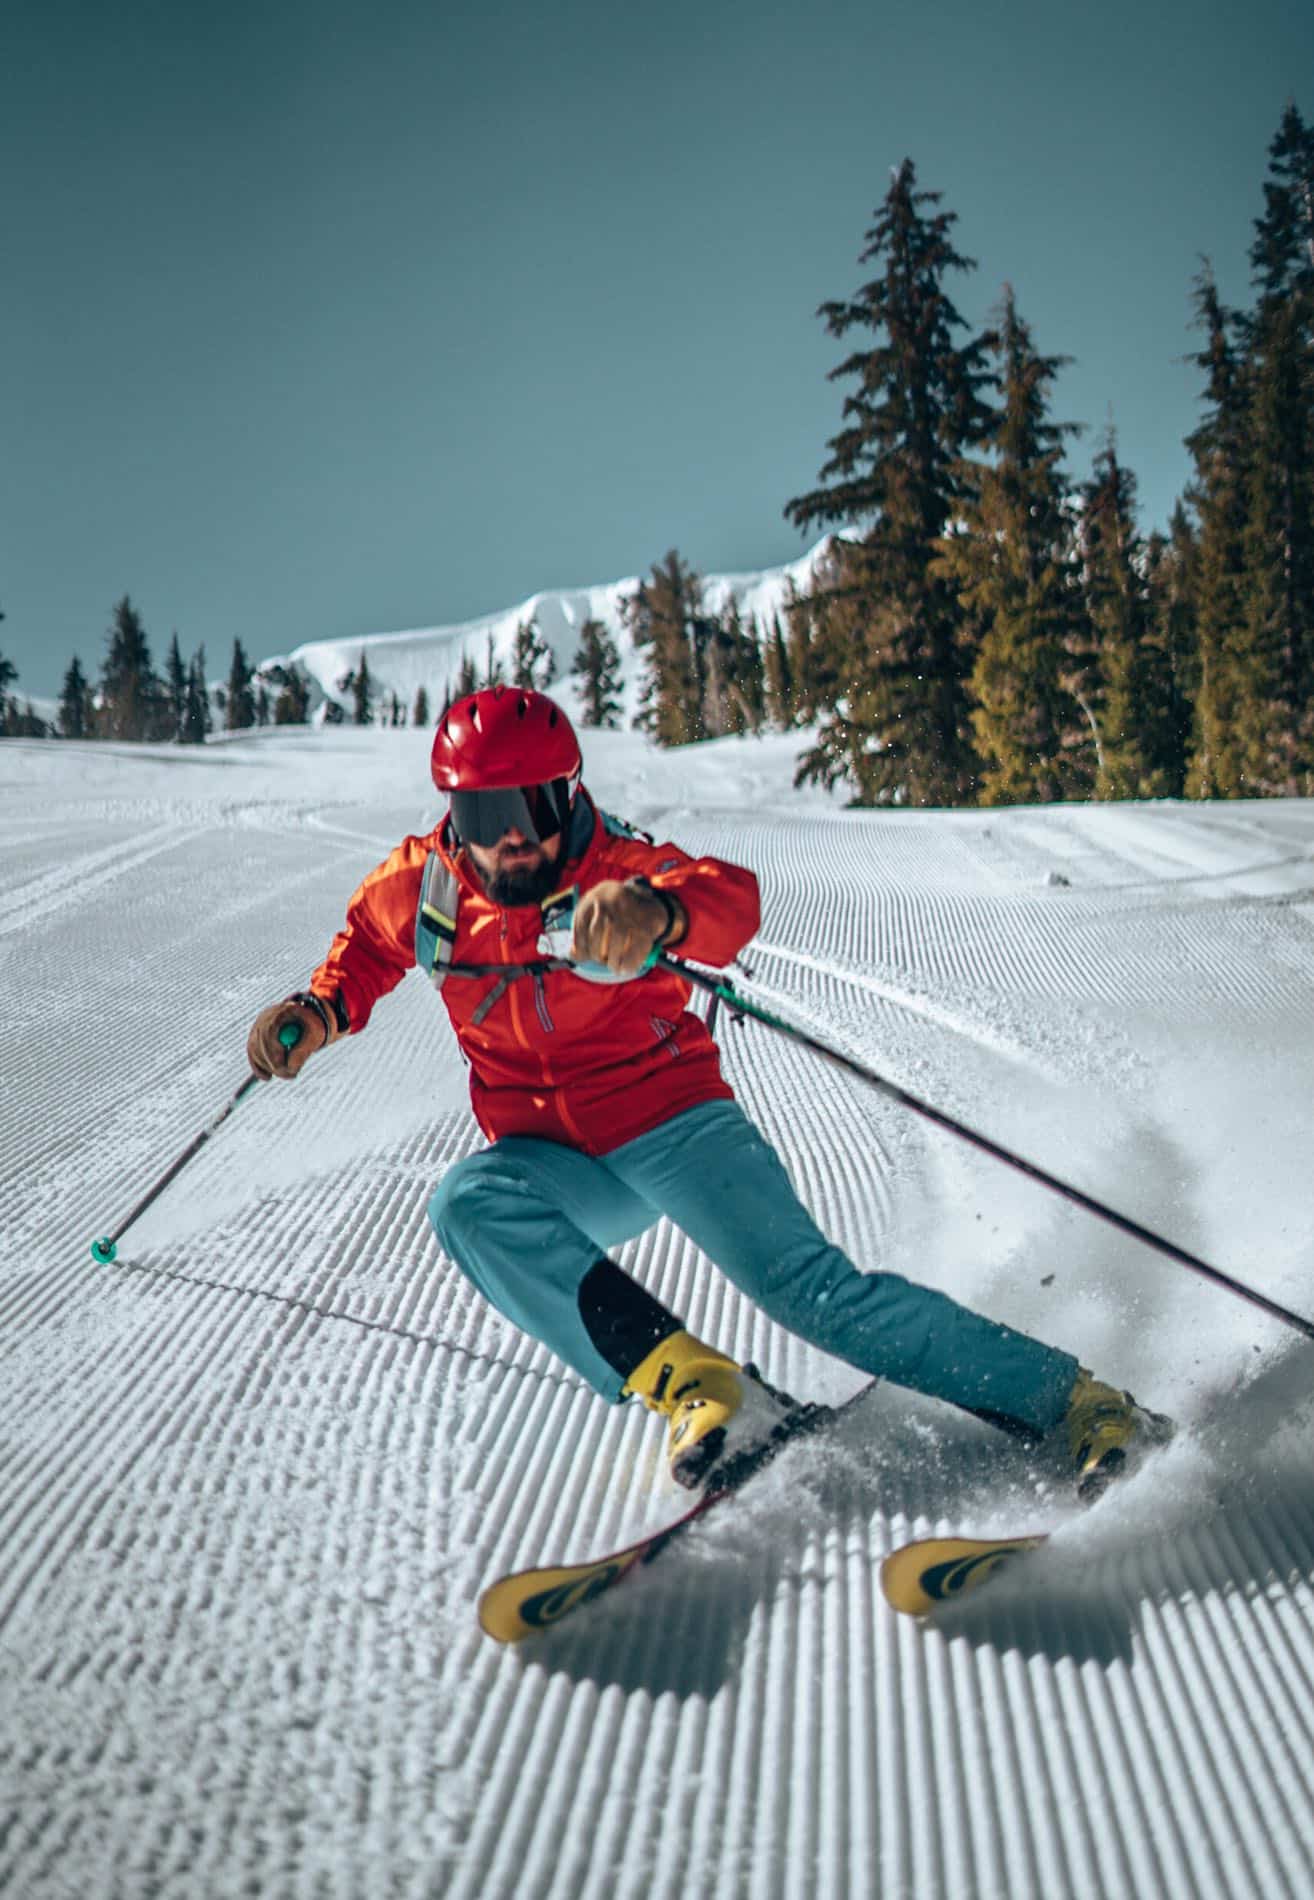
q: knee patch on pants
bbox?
[577,1258,679,1379]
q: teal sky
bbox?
[3,0,1311,700]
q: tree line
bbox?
[632,102,1314,805]
[438,613,625,728]
[0,599,318,743]
[0,594,627,740]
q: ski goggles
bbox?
[448,776,576,848]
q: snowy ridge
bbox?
[269,535,836,723]
[2,726,1314,1897]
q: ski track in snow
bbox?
[3,730,1314,1898]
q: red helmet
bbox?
[431,686,582,847]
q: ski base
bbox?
[880,1531,1049,1616]
[479,1384,876,1642]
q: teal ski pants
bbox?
[429,1098,1078,1432]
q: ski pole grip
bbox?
[279,1021,303,1050]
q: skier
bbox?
[248,685,1171,1497]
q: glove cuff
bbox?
[288,990,346,1045]
[627,877,679,945]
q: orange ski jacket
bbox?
[309,794,760,1155]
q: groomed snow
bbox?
[2,723,1313,1899]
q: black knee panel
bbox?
[578,1259,681,1378]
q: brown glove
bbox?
[247,993,341,1080]
[571,878,685,977]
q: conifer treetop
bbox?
[1249,102,1314,300]
[785,157,996,542]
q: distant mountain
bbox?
[259,536,839,724]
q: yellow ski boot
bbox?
[624,1330,799,1490]
[1062,1367,1175,1500]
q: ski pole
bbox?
[88,1022,303,1264]
[659,952,1314,1345]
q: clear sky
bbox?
[3,0,1311,700]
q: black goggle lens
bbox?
[450,779,572,847]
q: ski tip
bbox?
[880,1532,1048,1617]
[479,1550,645,1643]
[478,1581,536,1644]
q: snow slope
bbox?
[2,725,1314,1899]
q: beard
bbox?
[482,853,560,908]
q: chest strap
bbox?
[415,858,577,1025]
[413,806,660,1025]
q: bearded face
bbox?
[466,828,563,907]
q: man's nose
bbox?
[500,827,532,847]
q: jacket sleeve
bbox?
[308,838,427,1033]
[626,837,760,967]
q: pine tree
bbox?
[482,632,503,690]
[570,618,624,728]
[698,605,732,739]
[934,288,1088,803]
[703,598,766,736]
[333,653,376,725]
[727,603,766,734]
[455,651,479,698]
[0,643,16,735]
[57,655,94,738]
[1250,101,1314,303]
[779,575,839,726]
[511,617,555,690]
[267,662,311,725]
[181,648,211,745]
[784,160,998,804]
[100,596,166,740]
[413,685,430,726]
[1184,266,1252,795]
[623,551,706,743]
[353,652,374,725]
[761,614,791,727]
[225,639,257,731]
[8,700,48,738]
[164,634,187,740]
[1236,103,1314,791]
[1142,505,1200,798]
[1078,435,1174,798]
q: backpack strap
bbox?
[597,807,653,843]
[415,851,460,983]
[414,853,575,1023]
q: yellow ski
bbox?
[479,1517,701,1642]
[479,1383,878,1642]
[880,1531,1049,1616]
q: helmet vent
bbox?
[469,699,482,731]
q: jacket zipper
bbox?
[499,899,591,1147]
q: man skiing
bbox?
[248,685,1170,1497]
